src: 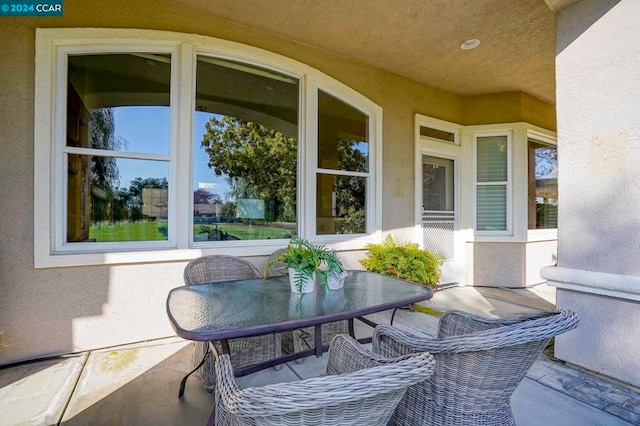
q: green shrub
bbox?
[157,221,168,238]
[360,235,443,289]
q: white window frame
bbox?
[473,130,513,236]
[53,44,180,254]
[417,116,461,146]
[413,114,462,245]
[34,28,382,268]
[307,81,380,248]
[526,128,558,242]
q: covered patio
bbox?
[2,284,639,425]
[2,0,640,424]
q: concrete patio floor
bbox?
[1,283,639,425]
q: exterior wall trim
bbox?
[542,266,640,302]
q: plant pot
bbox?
[288,268,315,293]
[327,270,348,290]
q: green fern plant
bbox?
[264,238,344,292]
[360,235,443,289]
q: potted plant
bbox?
[265,238,345,293]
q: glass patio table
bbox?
[166,270,433,377]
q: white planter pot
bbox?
[288,268,315,293]
[327,270,348,291]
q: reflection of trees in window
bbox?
[193,188,222,205]
[529,142,558,229]
[114,177,168,222]
[337,138,368,172]
[534,146,557,177]
[200,116,297,223]
[89,108,125,222]
[332,139,367,233]
[334,175,366,234]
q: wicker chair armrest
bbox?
[215,351,435,417]
[326,334,411,375]
[214,353,242,401]
[438,309,558,337]
[266,248,288,277]
[374,310,579,356]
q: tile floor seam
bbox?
[284,362,303,380]
[478,294,546,312]
[56,351,90,426]
[527,375,635,425]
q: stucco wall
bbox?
[468,240,556,288]
[472,243,525,287]
[0,0,555,364]
[556,0,640,275]
[555,289,640,388]
[525,240,557,286]
[551,0,640,386]
[462,92,556,131]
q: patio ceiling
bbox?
[169,0,562,104]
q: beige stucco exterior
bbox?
[544,0,640,387]
[0,0,557,364]
[467,240,557,288]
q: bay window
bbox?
[475,133,511,233]
[34,29,381,267]
[528,140,558,230]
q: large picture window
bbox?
[193,56,299,243]
[65,53,172,245]
[34,29,381,267]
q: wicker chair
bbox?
[214,334,436,426]
[373,309,579,426]
[184,255,282,392]
[266,249,349,361]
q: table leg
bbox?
[314,324,323,357]
[178,343,210,399]
[221,339,230,355]
[390,308,399,325]
[348,318,356,338]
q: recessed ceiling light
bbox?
[461,39,480,50]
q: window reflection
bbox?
[193,56,299,242]
[528,141,558,229]
[318,91,369,172]
[316,90,369,235]
[316,174,366,235]
[67,155,169,242]
[65,53,171,243]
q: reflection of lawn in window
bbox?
[90,220,167,242]
[194,224,296,241]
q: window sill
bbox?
[527,229,558,242]
[35,234,381,268]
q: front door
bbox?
[422,155,458,285]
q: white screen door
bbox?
[422,155,458,285]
